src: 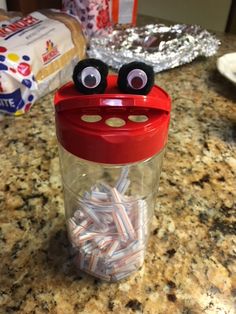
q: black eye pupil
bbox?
[130,76,143,89]
[84,74,97,88]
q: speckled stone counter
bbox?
[0,29,236,313]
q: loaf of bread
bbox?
[0,9,22,21]
[36,10,87,81]
[0,10,87,115]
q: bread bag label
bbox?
[0,12,75,115]
[0,88,23,113]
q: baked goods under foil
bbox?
[88,23,220,72]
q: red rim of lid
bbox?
[54,75,171,164]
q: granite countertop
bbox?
[0,26,236,314]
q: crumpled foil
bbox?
[88,24,220,72]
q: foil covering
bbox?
[88,24,220,72]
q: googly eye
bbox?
[127,69,148,90]
[73,59,108,94]
[81,66,101,89]
[118,62,154,95]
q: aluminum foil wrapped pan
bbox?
[88,24,220,72]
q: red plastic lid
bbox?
[54,75,171,164]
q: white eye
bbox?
[127,69,148,90]
[80,66,101,89]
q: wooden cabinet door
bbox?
[7,0,61,14]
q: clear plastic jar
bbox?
[54,70,171,281]
[59,144,165,282]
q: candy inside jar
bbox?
[54,60,171,281]
[67,166,149,281]
[59,143,165,282]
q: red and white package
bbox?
[111,0,138,26]
[62,0,138,37]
